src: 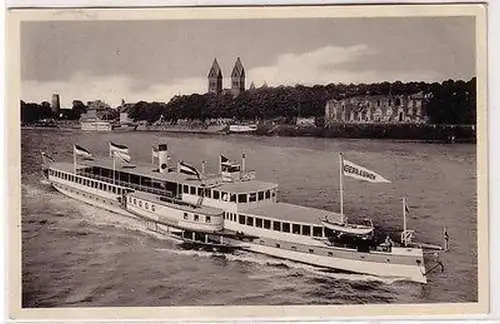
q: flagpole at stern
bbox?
[403,197,407,233]
[113,151,116,186]
[73,148,77,173]
[339,153,344,220]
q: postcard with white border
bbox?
[6,3,489,321]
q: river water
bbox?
[21,129,477,307]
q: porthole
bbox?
[151,205,156,212]
[139,201,142,207]
[145,203,149,209]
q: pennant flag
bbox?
[342,159,391,183]
[443,227,450,241]
[179,161,201,179]
[405,201,410,214]
[74,144,93,159]
[152,146,159,158]
[109,142,129,156]
[41,151,55,163]
[113,150,131,164]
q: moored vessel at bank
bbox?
[41,143,446,284]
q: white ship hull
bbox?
[240,242,426,283]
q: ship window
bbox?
[249,193,257,202]
[145,203,149,209]
[291,246,297,250]
[151,205,155,212]
[258,191,264,201]
[282,223,290,233]
[273,221,281,231]
[183,212,188,220]
[197,188,203,196]
[194,214,199,221]
[206,216,211,223]
[308,249,314,254]
[328,252,333,256]
[128,196,132,203]
[292,224,301,234]
[117,188,122,195]
[276,243,280,248]
[205,188,211,198]
[190,186,196,195]
[221,192,229,201]
[139,201,142,207]
[302,225,311,236]
[238,194,247,203]
[256,218,263,228]
[246,216,254,226]
[182,185,187,194]
[133,198,137,205]
[271,190,276,198]
[239,215,245,225]
[313,226,323,237]
[213,190,220,200]
[112,187,116,194]
[264,219,271,229]
[265,190,270,199]
[230,194,237,202]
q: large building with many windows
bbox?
[324,92,428,126]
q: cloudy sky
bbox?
[21,17,475,107]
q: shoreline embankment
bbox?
[21,122,476,143]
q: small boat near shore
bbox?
[41,143,447,283]
[228,124,258,134]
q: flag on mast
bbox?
[220,154,231,166]
[113,150,131,164]
[109,142,129,156]
[41,151,55,163]
[73,144,93,159]
[152,146,159,159]
[179,161,201,179]
[405,201,410,214]
[342,158,391,183]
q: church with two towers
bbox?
[208,57,246,97]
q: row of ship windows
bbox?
[50,170,124,195]
[182,184,276,203]
[224,212,324,237]
[127,196,156,212]
[183,212,212,223]
[59,184,113,205]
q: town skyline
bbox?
[21,17,475,107]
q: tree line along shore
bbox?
[20,78,476,142]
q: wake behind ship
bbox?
[40,142,447,284]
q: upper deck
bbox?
[239,202,343,225]
[49,158,278,201]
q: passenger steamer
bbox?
[41,143,446,284]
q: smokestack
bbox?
[51,93,61,116]
[241,153,246,172]
[158,144,168,173]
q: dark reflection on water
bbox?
[21,130,477,307]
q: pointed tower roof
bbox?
[208,58,222,78]
[231,57,245,78]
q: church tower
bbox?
[208,58,223,94]
[231,57,245,97]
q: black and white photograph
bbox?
[7,4,488,320]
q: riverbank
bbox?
[21,123,476,143]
